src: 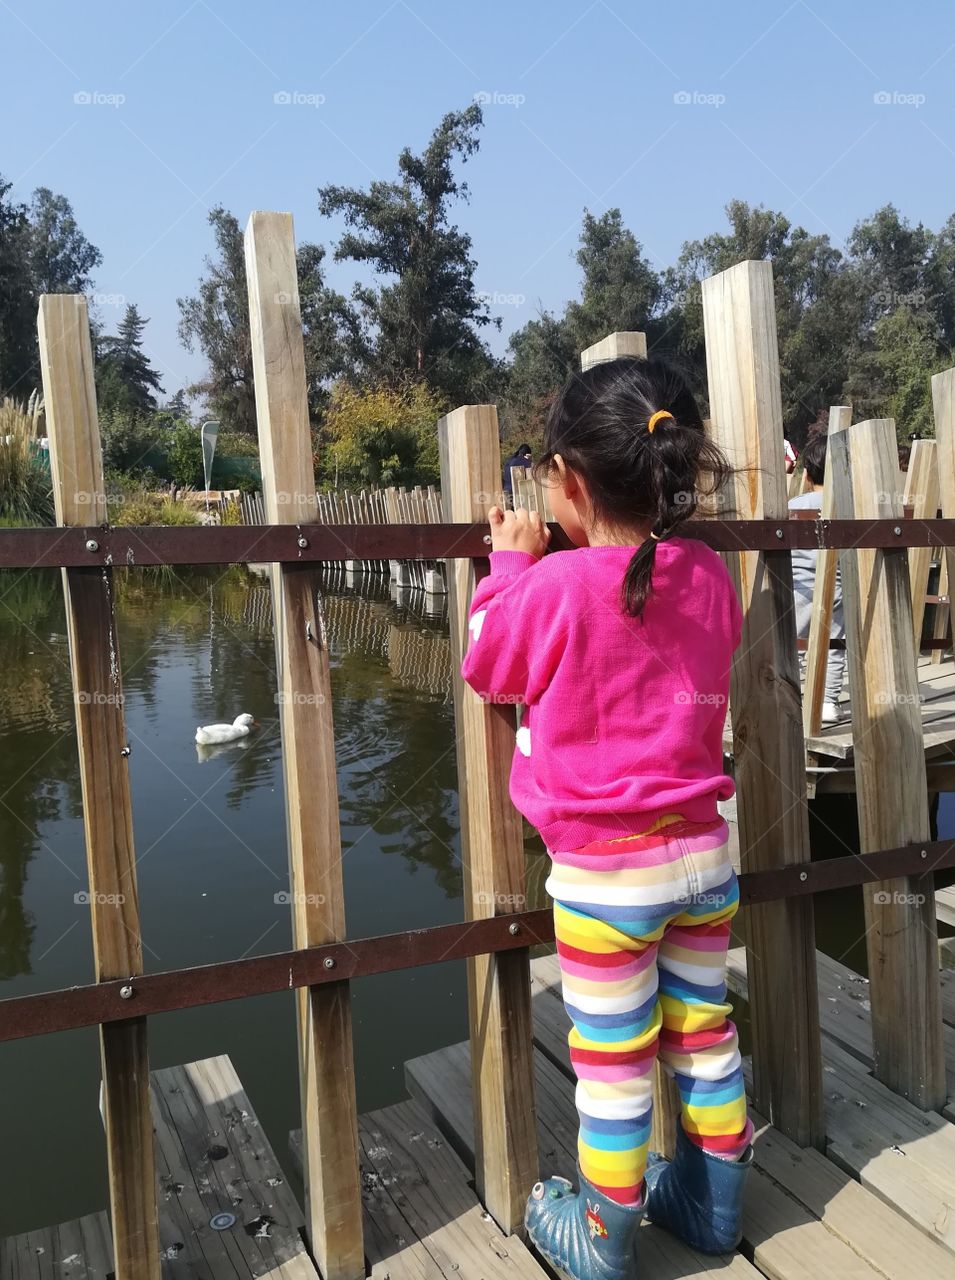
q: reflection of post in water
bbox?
[319,572,452,702]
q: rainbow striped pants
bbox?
[544,815,752,1206]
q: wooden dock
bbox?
[403,954,955,1280]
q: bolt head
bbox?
[119,984,134,1000]
[894,526,902,536]
[297,536,308,549]
[323,956,335,969]
[508,922,520,935]
[86,539,99,552]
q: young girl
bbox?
[461,357,753,1279]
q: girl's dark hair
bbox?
[535,355,732,620]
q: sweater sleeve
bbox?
[460,550,565,704]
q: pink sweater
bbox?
[460,541,742,852]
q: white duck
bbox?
[195,713,258,746]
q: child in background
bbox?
[789,430,846,724]
[461,357,753,1280]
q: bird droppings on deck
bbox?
[206,1143,229,1161]
[161,1242,186,1259]
[243,1214,274,1239]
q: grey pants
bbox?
[794,591,846,704]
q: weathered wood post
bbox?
[905,439,940,647]
[828,415,945,1108]
[39,295,161,1280]
[701,260,824,1147]
[803,406,852,738]
[577,330,682,1159]
[438,404,539,1234]
[245,211,364,1280]
[580,331,647,369]
[932,370,955,662]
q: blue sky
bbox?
[2,0,954,403]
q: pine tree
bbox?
[96,304,164,413]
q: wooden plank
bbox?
[701,259,824,1147]
[725,952,955,1253]
[828,415,945,1109]
[803,405,851,738]
[905,440,941,646]
[0,1212,114,1280]
[38,294,161,1280]
[150,1055,317,1277]
[743,1110,953,1279]
[437,404,538,1234]
[579,331,647,370]
[406,1041,763,1279]
[245,210,364,1280]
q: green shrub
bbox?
[167,422,204,487]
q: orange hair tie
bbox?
[647,410,675,434]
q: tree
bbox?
[96,304,164,413]
[28,188,102,295]
[0,180,101,400]
[563,209,661,353]
[501,311,578,442]
[165,388,190,420]
[661,200,851,434]
[0,179,34,397]
[319,104,499,404]
[319,381,447,487]
[178,207,351,433]
[846,306,950,437]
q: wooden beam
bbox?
[905,439,940,647]
[828,416,945,1109]
[38,295,161,1280]
[803,406,851,738]
[579,331,647,371]
[701,260,824,1148]
[439,404,539,1234]
[245,211,364,1280]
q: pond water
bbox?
[0,565,951,1235]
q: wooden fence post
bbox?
[245,211,364,1280]
[933,369,955,657]
[905,439,940,647]
[438,405,538,1234]
[803,406,852,738]
[701,261,824,1148]
[829,416,945,1109]
[38,295,161,1280]
[580,331,647,370]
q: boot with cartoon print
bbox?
[524,1165,644,1280]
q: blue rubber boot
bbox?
[524,1166,644,1280]
[643,1126,752,1254]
